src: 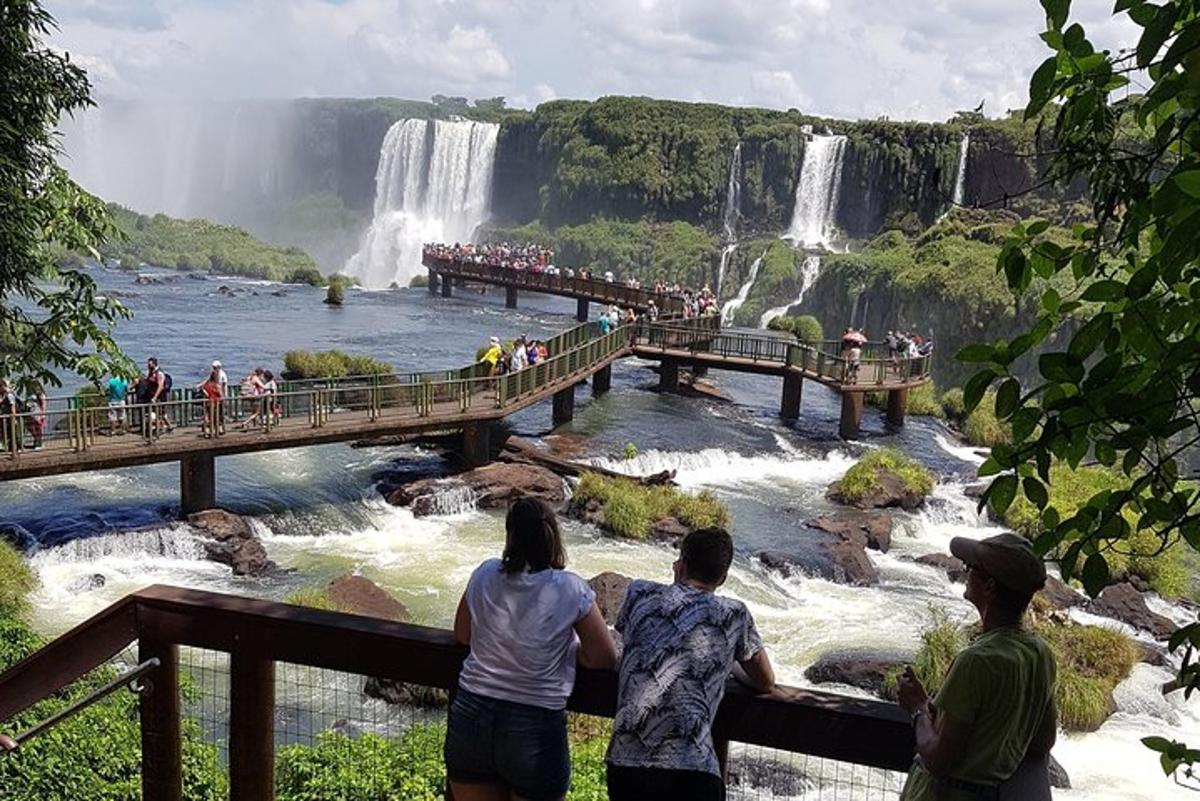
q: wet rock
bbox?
[68,573,107,592]
[757,535,879,587]
[727,754,812,797]
[1048,755,1071,789]
[0,523,36,550]
[189,509,275,577]
[1137,641,1171,667]
[588,572,632,625]
[827,469,928,511]
[804,650,908,696]
[1087,583,1176,640]
[133,274,161,285]
[362,677,450,708]
[1039,576,1085,610]
[188,509,252,542]
[963,483,988,499]
[650,516,691,544]
[808,512,893,553]
[915,553,968,583]
[326,575,409,622]
[387,462,565,515]
[329,719,364,738]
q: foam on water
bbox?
[588,446,855,490]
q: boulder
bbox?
[827,469,928,511]
[808,512,893,553]
[188,509,252,541]
[588,572,632,625]
[68,573,107,593]
[1137,641,1171,668]
[1039,576,1085,610]
[1087,583,1176,640]
[1048,755,1071,789]
[804,650,908,696]
[387,462,565,516]
[189,509,275,577]
[326,575,409,622]
[650,516,691,545]
[915,553,968,583]
[757,538,879,587]
[362,677,449,708]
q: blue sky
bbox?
[47,0,1137,121]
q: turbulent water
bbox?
[759,254,822,328]
[721,249,767,325]
[785,135,848,249]
[2,267,1198,800]
[953,132,970,207]
[344,119,499,288]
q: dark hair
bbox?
[680,527,734,585]
[501,497,566,575]
[147,357,158,368]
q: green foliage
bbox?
[409,274,429,288]
[623,442,639,460]
[883,607,967,700]
[0,541,36,617]
[276,727,445,801]
[961,390,1012,448]
[324,282,345,305]
[1,1,134,392]
[101,205,324,286]
[728,239,801,326]
[837,448,935,503]
[282,350,392,380]
[867,382,945,419]
[940,387,966,419]
[285,588,343,612]
[767,314,823,343]
[573,472,729,540]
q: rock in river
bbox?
[807,512,893,553]
[804,650,909,696]
[387,462,565,516]
[1086,582,1176,640]
[188,509,275,576]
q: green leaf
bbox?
[1039,353,1085,384]
[1081,552,1110,596]
[1068,313,1112,360]
[957,344,997,363]
[1042,288,1062,313]
[1137,4,1179,67]
[1081,280,1125,301]
[1041,0,1071,30]
[996,378,1021,419]
[1024,476,1049,510]
[963,369,997,415]
[1175,170,1200,198]
[1027,57,1061,118]
[1143,736,1174,754]
[989,475,1019,517]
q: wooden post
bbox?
[140,640,181,801]
[887,387,908,427]
[552,385,575,426]
[839,392,865,440]
[505,286,518,309]
[461,423,491,466]
[180,454,216,514]
[229,653,275,801]
[592,364,612,395]
[781,371,803,420]
[576,298,588,323]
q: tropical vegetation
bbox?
[837,448,935,504]
[572,472,729,540]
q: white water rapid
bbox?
[784,134,848,250]
[721,249,767,326]
[759,254,822,328]
[344,119,499,289]
[953,131,970,207]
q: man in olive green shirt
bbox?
[898,533,1058,801]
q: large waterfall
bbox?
[716,143,743,294]
[721,249,767,326]
[760,255,822,328]
[952,132,970,207]
[784,134,847,250]
[344,119,499,289]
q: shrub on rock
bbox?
[829,448,934,510]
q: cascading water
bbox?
[784,134,848,250]
[721,249,767,326]
[759,255,822,328]
[343,119,499,289]
[716,143,743,294]
[952,131,970,207]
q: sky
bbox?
[46,0,1140,122]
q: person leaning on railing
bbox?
[445,497,618,801]
[896,534,1057,801]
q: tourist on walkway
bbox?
[598,315,613,336]
[106,372,129,436]
[483,337,503,377]
[144,358,172,438]
[606,527,775,801]
[0,380,17,453]
[261,370,279,427]
[23,383,46,451]
[199,367,224,438]
[445,497,617,801]
[897,533,1056,801]
[238,368,265,429]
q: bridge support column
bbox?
[839,393,864,440]
[461,423,490,467]
[505,286,518,309]
[576,298,589,322]
[887,388,908,427]
[659,359,680,392]
[552,385,575,426]
[180,454,216,515]
[441,278,453,298]
[781,372,803,420]
[692,365,709,378]
[455,277,466,288]
[428,272,438,294]
[592,364,612,395]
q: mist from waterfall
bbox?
[721,249,767,326]
[716,143,743,294]
[344,119,499,289]
[784,134,848,249]
[952,132,970,207]
[760,255,822,328]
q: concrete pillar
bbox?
[552,385,575,426]
[659,359,680,392]
[454,277,466,288]
[505,286,518,309]
[592,364,612,395]
[576,298,589,323]
[461,423,490,466]
[427,272,438,294]
[441,278,453,298]
[781,372,803,420]
[839,393,865,440]
[691,365,709,378]
[180,454,216,515]
[887,387,909,427]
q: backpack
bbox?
[161,372,173,394]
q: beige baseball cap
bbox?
[950,533,1047,595]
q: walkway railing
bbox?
[0,586,915,801]
[424,254,686,314]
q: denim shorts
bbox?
[443,687,570,800]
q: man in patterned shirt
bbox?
[606,527,776,800]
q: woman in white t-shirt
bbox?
[445,497,617,801]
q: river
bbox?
[3,265,1196,800]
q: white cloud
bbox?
[46,0,1139,121]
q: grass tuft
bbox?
[573,472,729,540]
[838,447,934,503]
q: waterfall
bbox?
[716,143,743,294]
[784,134,848,250]
[952,132,970,207]
[721,249,767,326]
[760,255,822,328]
[717,243,737,297]
[428,484,480,516]
[344,119,499,289]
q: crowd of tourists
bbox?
[0,379,47,451]
[446,499,1057,801]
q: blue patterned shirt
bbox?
[606,579,763,776]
